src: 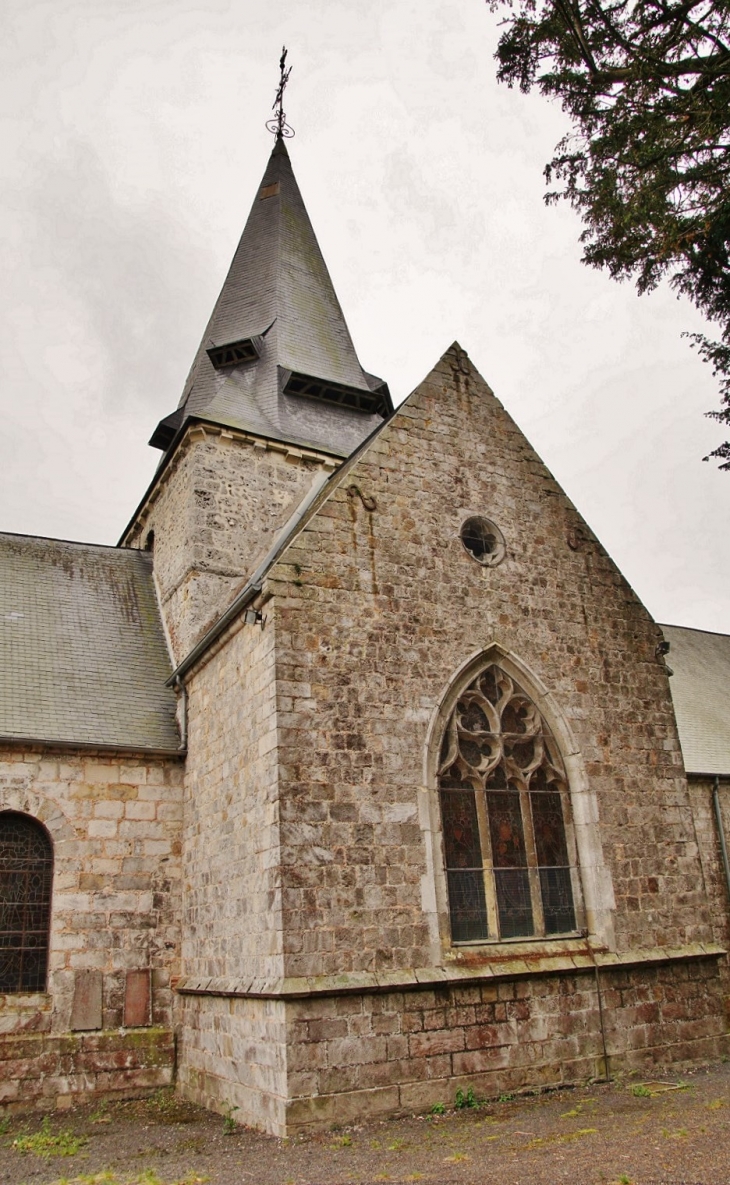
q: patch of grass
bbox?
[176,1137,206,1153]
[221,1102,239,1135]
[89,1102,111,1125]
[525,1127,598,1151]
[561,1106,582,1118]
[47,1174,209,1185]
[0,1113,10,1136]
[444,1151,470,1162]
[12,1116,89,1159]
[147,1090,178,1116]
[429,1102,446,1115]
[497,1092,515,1103]
[329,1133,353,1147]
[708,1097,725,1109]
[631,1084,652,1097]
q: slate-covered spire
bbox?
[150,138,391,458]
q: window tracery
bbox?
[0,812,53,992]
[438,664,577,943]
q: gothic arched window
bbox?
[0,812,53,992]
[438,664,577,943]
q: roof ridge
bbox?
[0,529,146,554]
[661,622,730,640]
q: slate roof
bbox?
[0,533,180,752]
[150,137,391,460]
[662,624,730,776]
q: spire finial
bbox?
[266,47,294,140]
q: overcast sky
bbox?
[2,0,728,633]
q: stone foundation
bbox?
[177,995,287,1134]
[176,949,729,1135]
[0,1027,174,1112]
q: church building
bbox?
[1,124,729,1135]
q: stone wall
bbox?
[173,949,727,1134]
[177,994,287,1134]
[689,775,730,988]
[124,424,337,662]
[0,1029,174,1114]
[261,346,709,978]
[0,745,182,1109]
[176,596,288,1122]
[280,957,726,1130]
[181,613,282,983]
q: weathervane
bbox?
[266,47,294,139]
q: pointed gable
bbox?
[150,139,391,459]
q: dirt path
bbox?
[2,1060,729,1185]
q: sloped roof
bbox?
[150,138,390,459]
[0,533,180,752]
[662,624,730,776]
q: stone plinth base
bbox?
[177,950,729,1135]
[0,1027,174,1112]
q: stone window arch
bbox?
[437,663,580,943]
[0,812,53,992]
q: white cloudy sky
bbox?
[1,0,728,633]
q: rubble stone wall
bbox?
[264,347,710,978]
[0,746,182,1109]
[689,775,730,989]
[124,426,336,662]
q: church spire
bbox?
[150,80,391,458]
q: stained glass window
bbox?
[0,812,53,992]
[438,664,577,942]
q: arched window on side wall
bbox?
[438,664,578,943]
[0,812,53,992]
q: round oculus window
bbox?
[460,516,506,567]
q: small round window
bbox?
[460,516,506,567]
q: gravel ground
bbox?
[2,1060,729,1185]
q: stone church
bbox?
[1,130,729,1136]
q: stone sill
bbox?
[175,942,726,1000]
[0,992,51,1008]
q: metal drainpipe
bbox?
[712,776,730,904]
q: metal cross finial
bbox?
[266,46,294,140]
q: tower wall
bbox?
[123,424,336,662]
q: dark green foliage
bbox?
[489,0,730,466]
[455,1086,478,1108]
